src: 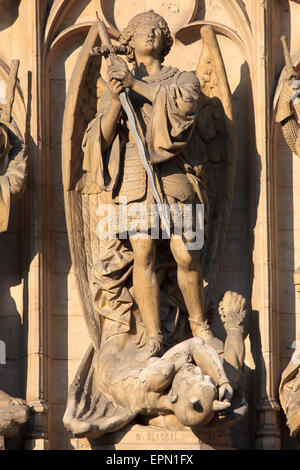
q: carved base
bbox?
[255,399,281,450]
[24,400,48,450]
[70,423,234,450]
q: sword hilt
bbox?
[95,17,116,66]
[90,45,129,57]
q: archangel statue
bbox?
[62,10,247,439]
[276,37,300,442]
[279,344,300,442]
[276,62,300,156]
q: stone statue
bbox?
[62,11,247,441]
[0,124,27,233]
[276,36,300,157]
[0,59,28,447]
[0,59,27,232]
[279,344,300,442]
[276,37,300,442]
[64,290,247,438]
[276,79,300,157]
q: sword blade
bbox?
[119,91,171,238]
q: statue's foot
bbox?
[136,334,164,362]
[189,319,224,353]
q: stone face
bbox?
[0,0,299,451]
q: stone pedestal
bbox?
[70,423,234,451]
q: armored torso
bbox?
[112,66,199,205]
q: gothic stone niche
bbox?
[60,5,249,450]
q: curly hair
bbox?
[119,10,173,63]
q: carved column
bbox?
[251,0,281,450]
[24,0,49,450]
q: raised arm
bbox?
[100,79,124,153]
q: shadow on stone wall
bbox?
[0,197,27,449]
[0,0,21,32]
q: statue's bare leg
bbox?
[169,235,223,352]
[129,234,163,357]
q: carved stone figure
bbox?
[62,11,246,441]
[0,390,29,443]
[276,38,300,442]
[276,78,300,158]
[0,60,27,232]
[276,37,300,157]
[64,290,247,437]
[279,344,300,442]
[0,121,27,233]
[0,60,28,447]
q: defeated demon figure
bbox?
[64,291,247,437]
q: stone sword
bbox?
[95,19,171,238]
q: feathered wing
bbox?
[62,25,137,433]
[62,23,106,350]
[195,25,237,302]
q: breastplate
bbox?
[113,142,147,203]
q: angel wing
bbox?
[62,24,106,349]
[195,25,237,303]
